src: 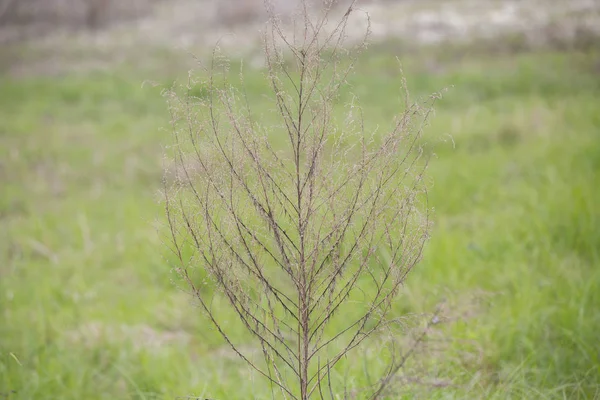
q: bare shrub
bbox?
[163,1,440,398]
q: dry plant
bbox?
[163,1,440,398]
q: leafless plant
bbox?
[163,1,439,398]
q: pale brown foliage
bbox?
[163,1,438,398]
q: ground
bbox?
[1,1,600,399]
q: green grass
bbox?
[1,46,599,399]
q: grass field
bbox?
[1,42,599,399]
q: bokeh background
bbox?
[1,0,599,398]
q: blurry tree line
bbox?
[0,0,163,41]
[0,0,373,41]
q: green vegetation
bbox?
[1,45,599,399]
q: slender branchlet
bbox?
[163,1,438,398]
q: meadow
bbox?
[1,40,599,399]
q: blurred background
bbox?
[1,0,599,399]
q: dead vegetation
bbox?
[162,1,449,398]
